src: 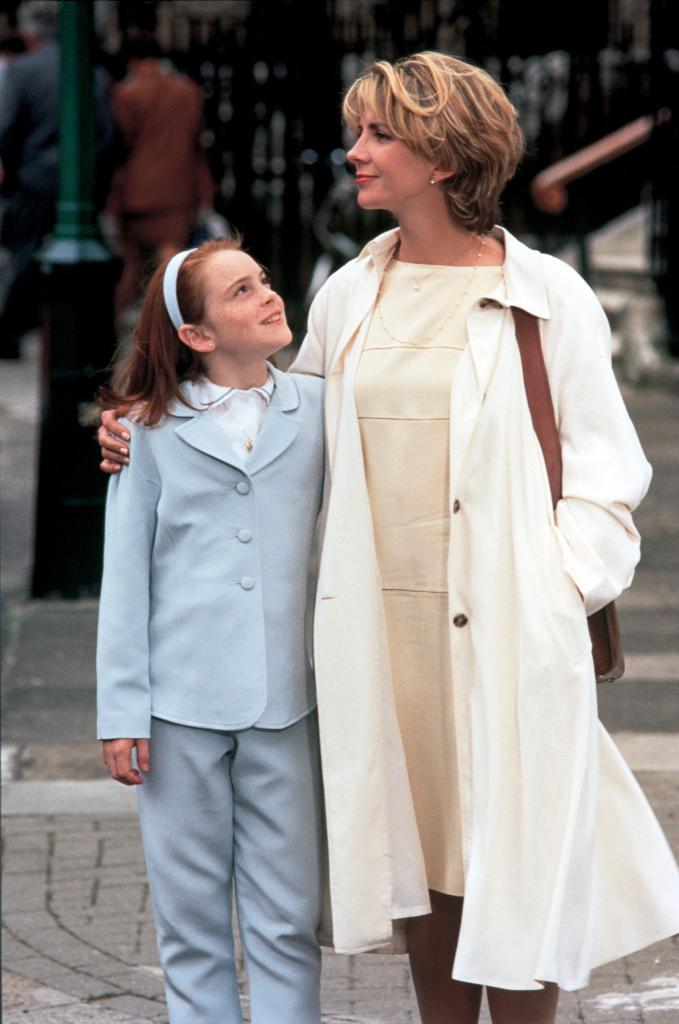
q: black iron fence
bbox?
[17,0,674,342]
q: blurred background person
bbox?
[0,0,59,360]
[0,30,25,90]
[0,27,25,232]
[106,36,215,327]
[0,0,112,360]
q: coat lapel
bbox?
[450,228,551,498]
[245,370,302,475]
[173,411,246,471]
[325,229,398,378]
[325,267,381,378]
[171,366,301,475]
[323,230,397,460]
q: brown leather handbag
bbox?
[511,307,624,683]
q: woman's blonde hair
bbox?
[343,51,525,232]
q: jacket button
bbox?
[238,529,252,543]
[240,576,255,590]
[452,499,461,514]
[236,481,250,495]
[453,614,468,628]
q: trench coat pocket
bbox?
[543,528,593,667]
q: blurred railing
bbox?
[530,111,671,216]
[97,0,676,343]
[529,110,673,280]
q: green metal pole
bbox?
[32,0,120,596]
[42,0,109,263]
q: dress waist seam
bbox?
[382,587,448,595]
[358,416,450,422]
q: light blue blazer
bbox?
[96,367,325,739]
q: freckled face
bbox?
[346,112,436,216]
[198,250,292,356]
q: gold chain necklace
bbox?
[401,232,479,291]
[224,402,255,453]
[201,380,271,453]
[375,234,486,347]
[403,264,439,292]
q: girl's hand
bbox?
[103,738,150,785]
[98,408,131,473]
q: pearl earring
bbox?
[429,176,437,185]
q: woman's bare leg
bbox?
[486,982,559,1024]
[407,891,482,1024]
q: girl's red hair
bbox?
[100,237,242,426]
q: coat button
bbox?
[236,481,250,495]
[238,529,252,543]
[453,614,468,627]
[240,576,255,590]
[452,499,461,514]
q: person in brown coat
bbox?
[108,38,214,321]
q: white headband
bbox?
[162,248,197,330]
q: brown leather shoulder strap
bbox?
[512,310,623,681]
[511,307,563,510]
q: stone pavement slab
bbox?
[3,774,678,1023]
[2,970,154,1023]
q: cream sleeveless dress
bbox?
[355,260,503,897]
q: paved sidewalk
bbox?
[2,787,678,1023]
[2,337,679,1022]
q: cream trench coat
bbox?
[290,227,679,991]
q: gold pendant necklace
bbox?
[225,403,255,453]
[376,234,486,347]
[401,233,479,291]
[404,264,438,292]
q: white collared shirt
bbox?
[183,372,275,459]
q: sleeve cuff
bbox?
[553,500,618,615]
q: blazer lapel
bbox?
[246,370,302,475]
[173,413,246,471]
[171,367,301,475]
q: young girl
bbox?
[96,237,325,1024]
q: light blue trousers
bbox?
[137,713,323,1024]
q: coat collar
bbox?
[167,362,298,418]
[497,227,550,319]
[358,225,551,320]
[183,371,275,412]
[170,364,302,475]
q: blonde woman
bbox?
[100,52,679,1024]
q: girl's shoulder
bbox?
[123,407,183,460]
[123,408,176,436]
[286,371,325,397]
[284,372,325,418]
